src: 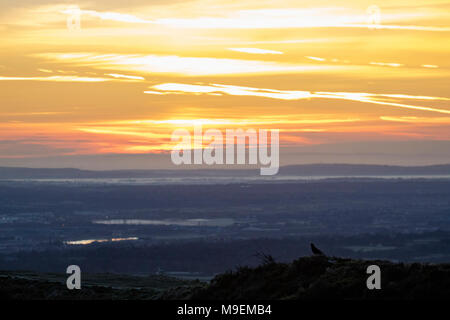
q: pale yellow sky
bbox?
[0,0,449,166]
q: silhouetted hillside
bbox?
[0,271,200,300]
[163,256,450,300]
[2,256,449,300]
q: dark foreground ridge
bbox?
[1,256,450,300]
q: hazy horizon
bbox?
[1,140,450,170]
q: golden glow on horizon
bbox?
[0,0,449,160]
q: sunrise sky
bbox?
[1,0,449,169]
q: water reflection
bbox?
[65,237,138,245]
[93,218,235,227]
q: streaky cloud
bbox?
[146,82,450,115]
[60,7,450,32]
[228,48,283,55]
[37,53,336,76]
[370,62,403,67]
[105,73,145,80]
[0,75,124,82]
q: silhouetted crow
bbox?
[310,243,325,256]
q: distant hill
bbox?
[0,164,450,179]
[280,164,450,176]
